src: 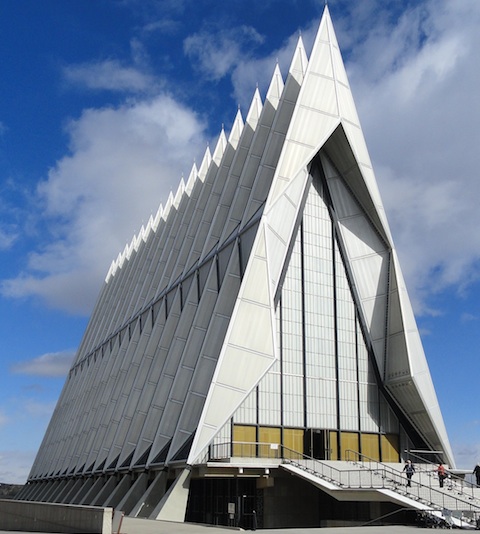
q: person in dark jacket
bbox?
[473,464,480,486]
[403,459,415,487]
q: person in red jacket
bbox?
[436,463,446,488]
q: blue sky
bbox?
[1,0,479,484]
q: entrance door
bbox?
[304,429,328,459]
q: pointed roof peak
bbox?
[185,161,198,194]
[245,87,263,127]
[227,107,244,148]
[212,128,228,165]
[197,144,212,182]
[287,33,308,84]
[265,63,284,106]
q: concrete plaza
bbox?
[0,517,423,534]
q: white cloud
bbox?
[63,59,158,93]
[1,95,208,314]
[63,36,158,94]
[11,351,75,377]
[184,25,264,81]
[0,227,18,250]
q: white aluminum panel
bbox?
[349,253,387,300]
[404,329,432,378]
[387,288,404,336]
[275,141,313,185]
[241,256,270,305]
[327,177,360,219]
[316,9,330,43]
[356,165,389,227]
[216,347,272,391]
[321,152,339,179]
[305,42,333,80]
[299,75,338,116]
[386,334,410,380]
[196,386,248,441]
[284,166,309,212]
[330,43,349,88]
[361,296,387,342]
[342,122,372,168]
[228,302,274,356]
[340,216,388,257]
[336,82,360,127]
[265,194,298,248]
[397,287,421,336]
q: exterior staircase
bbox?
[281,454,480,529]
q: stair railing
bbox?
[345,449,480,505]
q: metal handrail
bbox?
[345,449,480,503]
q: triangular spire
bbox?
[287,35,308,85]
[162,191,174,221]
[265,63,284,109]
[173,178,185,208]
[211,129,228,167]
[197,145,212,183]
[185,162,198,195]
[152,203,163,231]
[227,108,244,149]
[105,260,116,283]
[245,87,263,130]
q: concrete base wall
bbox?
[150,468,190,522]
[0,499,112,534]
[131,471,167,518]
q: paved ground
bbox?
[0,518,423,534]
[121,518,421,534]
